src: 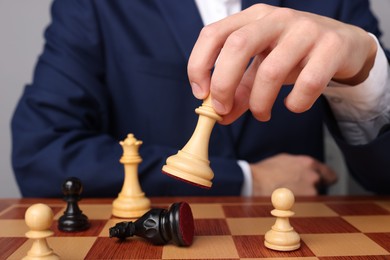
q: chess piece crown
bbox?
[120,133,143,164]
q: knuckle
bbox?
[278,152,289,159]
[297,155,316,167]
[296,17,319,35]
[259,63,283,83]
[250,3,271,14]
[299,73,325,94]
[324,31,344,47]
[225,31,250,52]
[251,3,267,11]
[272,7,296,20]
[199,25,219,40]
[310,172,321,183]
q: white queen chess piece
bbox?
[112,134,151,218]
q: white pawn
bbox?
[23,203,59,260]
[264,188,301,251]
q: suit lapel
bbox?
[154,0,204,60]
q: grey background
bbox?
[1,0,389,198]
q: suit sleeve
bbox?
[11,0,244,197]
[324,0,390,194]
[324,100,390,194]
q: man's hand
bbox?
[249,153,338,196]
[188,4,377,124]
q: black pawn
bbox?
[109,202,194,246]
[58,177,90,232]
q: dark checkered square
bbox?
[233,235,315,258]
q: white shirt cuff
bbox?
[237,160,253,197]
[323,33,390,144]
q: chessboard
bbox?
[1,196,390,259]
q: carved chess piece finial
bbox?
[162,95,222,188]
[112,134,151,218]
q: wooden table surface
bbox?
[1,196,390,259]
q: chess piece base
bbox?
[58,214,90,232]
[162,96,220,188]
[23,252,59,260]
[264,229,301,251]
[23,255,59,260]
[162,150,213,188]
[112,193,151,218]
[23,238,59,260]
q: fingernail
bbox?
[255,112,271,122]
[262,113,271,122]
[191,82,203,99]
[212,99,226,114]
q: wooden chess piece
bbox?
[112,134,151,218]
[162,95,222,188]
[23,203,59,260]
[109,202,194,246]
[264,188,301,251]
[58,177,90,232]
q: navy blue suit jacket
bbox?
[12,0,390,197]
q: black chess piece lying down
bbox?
[109,202,194,246]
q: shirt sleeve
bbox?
[237,160,253,196]
[322,33,390,145]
